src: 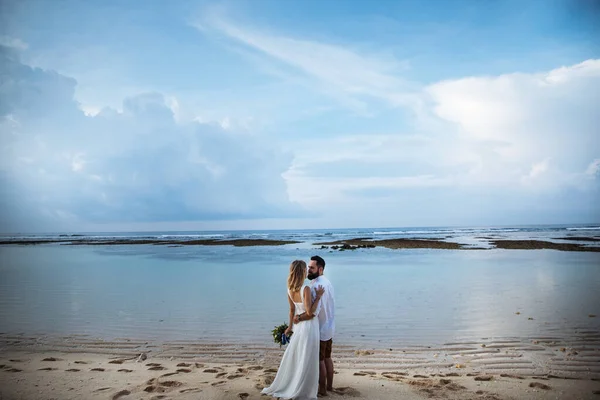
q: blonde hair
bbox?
[287,260,306,292]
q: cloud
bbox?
[197,11,598,223]
[0,36,28,51]
[586,159,600,178]
[283,59,599,224]
[196,12,416,111]
[425,59,600,188]
[0,48,301,232]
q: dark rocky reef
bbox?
[315,238,466,250]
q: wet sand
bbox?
[1,334,599,399]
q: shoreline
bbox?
[2,334,599,400]
[0,238,301,247]
[1,237,599,251]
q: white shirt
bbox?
[310,275,335,341]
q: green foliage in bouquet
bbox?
[272,323,292,347]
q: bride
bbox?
[262,260,325,400]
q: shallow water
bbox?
[0,244,599,346]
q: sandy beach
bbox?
[2,334,600,400]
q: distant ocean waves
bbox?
[1,224,599,245]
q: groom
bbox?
[295,255,335,396]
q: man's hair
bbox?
[311,255,326,270]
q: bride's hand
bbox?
[284,327,293,336]
[316,285,325,297]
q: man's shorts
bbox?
[319,339,332,361]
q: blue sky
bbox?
[0,0,599,232]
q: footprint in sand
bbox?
[65,369,81,372]
[353,371,376,376]
[446,382,467,391]
[381,372,406,381]
[90,368,106,372]
[38,367,58,371]
[176,368,192,373]
[194,363,204,368]
[247,365,263,371]
[5,368,23,372]
[108,359,126,364]
[176,362,191,367]
[179,388,202,394]
[111,389,130,400]
[160,381,182,388]
[144,379,184,393]
[264,368,278,373]
[216,372,227,378]
[238,393,249,399]
[227,373,244,380]
[475,390,502,399]
[93,387,112,393]
[254,374,275,390]
[332,387,361,397]
[203,368,222,373]
[148,366,167,371]
[529,382,551,390]
[117,369,133,373]
[211,380,226,386]
[9,359,23,362]
[42,357,62,362]
[500,373,524,379]
[74,361,89,365]
[146,362,162,367]
[144,385,163,393]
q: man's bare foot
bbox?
[319,385,329,397]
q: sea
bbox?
[1,224,599,347]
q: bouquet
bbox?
[271,323,292,347]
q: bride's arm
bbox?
[302,286,324,318]
[285,295,295,336]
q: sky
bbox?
[0,0,599,232]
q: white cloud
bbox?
[426,60,600,166]
[0,51,302,232]
[197,12,417,110]
[0,36,28,50]
[284,59,599,224]
[586,159,600,177]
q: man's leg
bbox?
[319,339,333,392]
[325,357,334,390]
[318,341,328,396]
[324,339,334,390]
[319,360,327,395]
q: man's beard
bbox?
[307,272,319,280]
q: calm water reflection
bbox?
[0,245,598,346]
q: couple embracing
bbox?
[263,255,335,400]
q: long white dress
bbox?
[262,285,320,400]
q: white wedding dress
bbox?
[262,285,320,400]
